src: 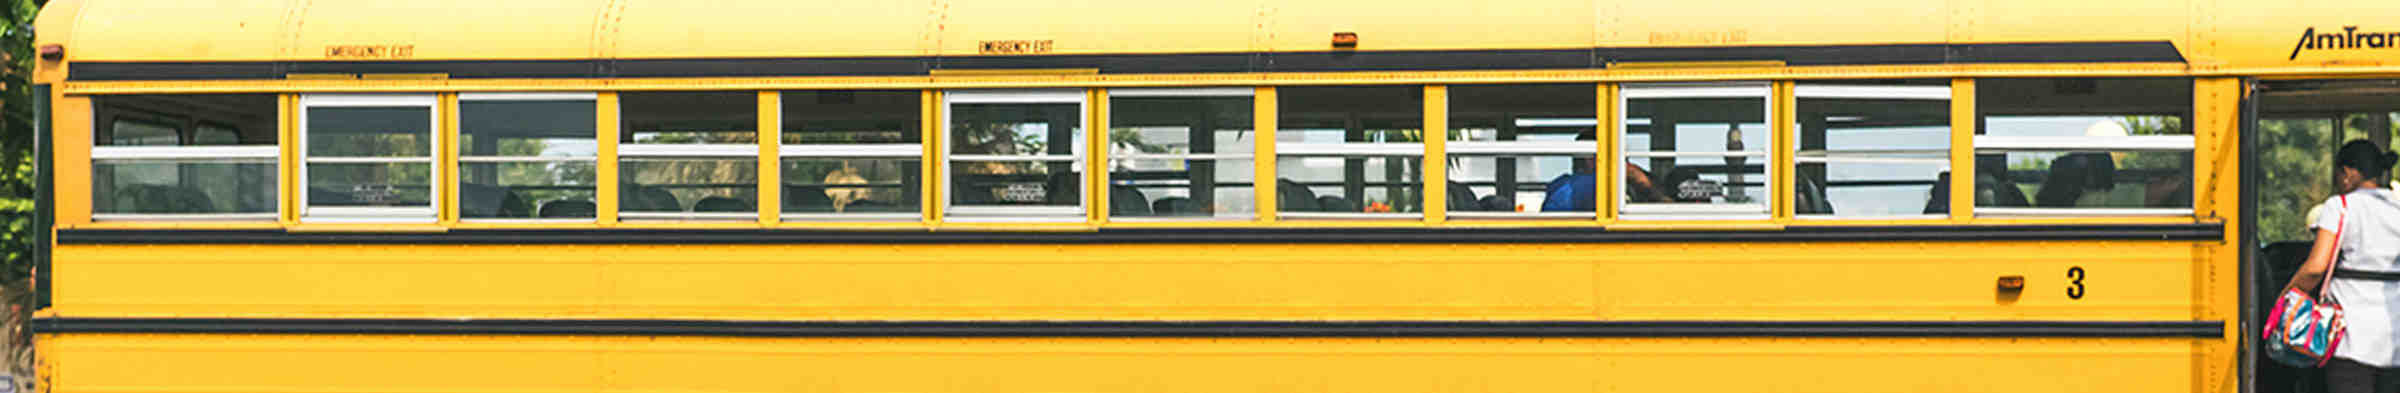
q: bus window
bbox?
[91,94,277,220]
[1794,81,1951,217]
[458,93,599,220]
[1447,83,1597,217]
[1620,82,1773,218]
[1107,88,1255,220]
[1277,86,1425,218]
[780,90,922,221]
[943,89,1087,221]
[301,94,439,222]
[619,91,760,220]
[1975,78,2193,215]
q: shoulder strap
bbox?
[2323,195,2349,298]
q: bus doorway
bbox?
[2251,79,2400,393]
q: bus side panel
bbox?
[42,334,2198,393]
[50,241,2203,321]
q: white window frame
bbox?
[1974,118,2195,217]
[615,92,761,221]
[1105,88,1258,222]
[91,145,280,221]
[1791,84,1952,220]
[1618,83,1774,219]
[941,89,1090,222]
[458,92,599,223]
[299,94,440,223]
[781,92,926,222]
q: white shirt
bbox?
[2314,188,2400,367]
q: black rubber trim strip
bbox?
[2334,268,2400,281]
[33,317,2223,338]
[65,41,2184,81]
[56,223,2222,245]
[31,84,50,310]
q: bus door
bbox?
[2249,78,2400,393]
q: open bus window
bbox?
[780,90,922,221]
[1107,88,1255,220]
[943,90,1086,221]
[1447,83,1597,217]
[301,95,440,222]
[1620,83,1772,218]
[1975,78,2193,215]
[1277,86,1425,218]
[91,94,278,220]
[1794,81,1951,217]
[458,93,599,220]
[620,91,760,219]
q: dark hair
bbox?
[2336,139,2400,180]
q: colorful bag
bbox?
[2266,195,2350,368]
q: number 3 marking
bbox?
[2067,266,2086,300]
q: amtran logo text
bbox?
[2292,26,2400,60]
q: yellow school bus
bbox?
[24,0,2400,391]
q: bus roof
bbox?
[30,0,2400,83]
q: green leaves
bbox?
[0,0,43,282]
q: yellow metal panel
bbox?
[1254,87,1279,223]
[615,0,930,59]
[438,93,461,225]
[43,333,2204,393]
[63,0,286,61]
[1265,0,1593,51]
[1603,0,1943,47]
[1091,88,1112,223]
[936,0,1259,56]
[923,90,943,225]
[1597,83,1618,224]
[52,95,91,227]
[1772,81,1796,222]
[757,90,781,225]
[51,241,2203,321]
[2204,0,2400,70]
[1966,0,2189,44]
[1949,78,1976,223]
[288,0,599,61]
[1422,85,1447,224]
[596,92,620,225]
[27,0,82,84]
[278,94,298,226]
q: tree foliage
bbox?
[0,0,43,283]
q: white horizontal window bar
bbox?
[1514,118,1599,128]
[1276,143,1426,156]
[942,215,1089,223]
[1623,84,1771,99]
[948,154,1079,162]
[947,206,1085,216]
[1111,153,1255,160]
[304,156,434,164]
[302,207,437,223]
[782,212,923,221]
[1977,207,2192,216]
[946,89,1084,104]
[1796,156,1949,165]
[459,156,596,163]
[1795,85,1952,100]
[93,213,279,221]
[1797,214,1948,220]
[619,212,760,220]
[459,92,599,101]
[1973,135,2195,151]
[300,94,436,107]
[1798,148,1950,156]
[620,144,761,157]
[1622,151,1770,158]
[1446,141,1598,155]
[1107,215,1253,223]
[1448,211,1597,219]
[1621,203,1770,215]
[1616,213,1774,221]
[781,144,923,157]
[459,218,598,224]
[1276,212,1425,220]
[1109,87,1254,97]
[92,145,278,160]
